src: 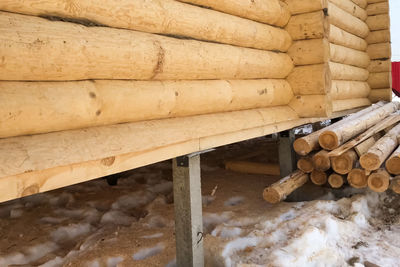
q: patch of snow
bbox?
[224,196,244,207]
[107,256,124,267]
[0,242,58,266]
[51,223,93,243]
[140,233,164,239]
[100,210,136,226]
[132,243,165,260]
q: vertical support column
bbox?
[173,154,204,267]
[279,130,296,177]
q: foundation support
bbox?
[279,130,296,177]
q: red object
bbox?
[392,62,400,97]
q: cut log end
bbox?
[310,170,327,185]
[297,158,314,173]
[328,173,344,188]
[368,169,390,193]
[319,131,339,150]
[312,150,330,171]
[386,157,400,175]
[263,188,281,204]
[391,177,400,194]
[331,150,357,175]
[347,169,368,188]
[360,153,381,171]
[293,138,312,156]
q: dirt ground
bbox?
[0,137,399,267]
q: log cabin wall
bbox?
[366,0,392,102]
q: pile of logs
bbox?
[264,101,400,203]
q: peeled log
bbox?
[0,79,294,138]
[391,177,400,194]
[386,146,400,175]
[329,25,367,51]
[366,30,391,44]
[347,168,368,188]
[0,12,293,81]
[328,2,370,38]
[367,72,391,89]
[331,149,358,174]
[368,59,391,73]
[366,14,390,31]
[332,98,371,112]
[312,150,331,171]
[369,89,392,102]
[351,0,368,9]
[288,39,329,65]
[319,102,399,150]
[283,0,327,15]
[329,0,368,21]
[297,156,314,173]
[368,169,390,192]
[287,64,331,95]
[331,81,371,100]
[354,133,383,156]
[328,173,345,188]
[225,161,280,176]
[329,62,369,81]
[289,95,332,118]
[177,0,290,27]
[286,11,328,40]
[330,43,370,68]
[360,123,400,171]
[263,170,309,203]
[311,170,328,185]
[366,0,387,4]
[367,43,391,59]
[367,2,389,15]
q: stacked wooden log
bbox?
[366,0,392,102]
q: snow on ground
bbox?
[0,154,399,266]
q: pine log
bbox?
[328,173,345,188]
[369,89,392,102]
[319,102,399,150]
[367,43,391,59]
[351,0,368,9]
[354,132,384,156]
[348,168,368,188]
[360,123,400,171]
[297,156,314,173]
[0,12,293,81]
[312,150,331,171]
[366,14,390,31]
[386,146,400,175]
[0,0,292,52]
[331,81,371,100]
[286,11,328,40]
[366,30,391,44]
[293,102,385,155]
[287,64,331,95]
[225,161,280,176]
[366,2,389,15]
[330,44,370,68]
[0,80,294,138]
[311,169,328,185]
[329,62,369,81]
[331,149,358,174]
[177,0,290,27]
[332,98,371,112]
[366,0,388,3]
[367,72,392,89]
[283,0,327,15]
[368,169,390,192]
[329,25,367,51]
[288,39,329,65]
[327,2,370,38]
[390,176,400,194]
[329,0,368,21]
[263,170,309,203]
[289,95,332,118]
[368,59,391,73]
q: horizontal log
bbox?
[0,80,294,138]
[263,170,309,203]
[368,59,391,73]
[329,62,369,81]
[366,30,391,44]
[369,89,392,102]
[330,43,370,68]
[0,0,292,52]
[177,0,290,27]
[366,2,389,15]
[289,95,332,117]
[0,12,293,81]
[225,161,280,176]
[287,64,331,95]
[283,0,327,15]
[330,0,368,21]
[328,173,345,188]
[328,2,370,38]
[366,0,388,3]
[332,98,371,112]
[329,25,367,51]
[367,72,391,89]
[331,81,371,100]
[288,38,329,65]
[331,149,358,174]
[311,169,328,185]
[347,168,368,188]
[366,14,390,31]
[354,133,383,156]
[367,43,391,59]
[312,150,331,171]
[286,11,328,40]
[368,169,390,192]
[351,0,368,9]
[386,145,400,175]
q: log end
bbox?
[360,153,381,171]
[297,158,314,173]
[319,131,339,150]
[312,152,330,171]
[347,169,368,188]
[386,157,400,175]
[368,171,390,193]
[310,170,327,185]
[328,173,344,188]
[293,138,312,156]
[391,177,400,194]
[331,156,352,175]
[263,188,282,204]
